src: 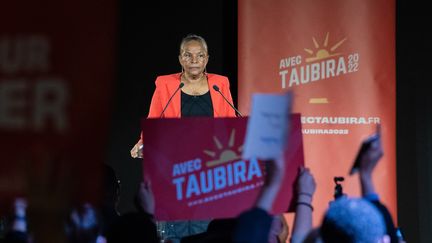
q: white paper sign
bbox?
[242,92,293,160]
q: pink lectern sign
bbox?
[141,114,303,221]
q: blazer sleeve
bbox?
[139,77,163,140]
[147,77,164,119]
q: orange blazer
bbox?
[147,73,236,118]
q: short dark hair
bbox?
[320,197,386,243]
[180,34,208,54]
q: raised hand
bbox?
[359,125,383,177]
[358,125,383,196]
[296,167,316,200]
[137,180,155,216]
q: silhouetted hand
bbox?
[137,180,155,215]
[256,157,285,212]
[296,167,316,198]
[356,125,383,196]
[14,198,28,219]
[11,197,28,233]
[359,125,383,177]
[291,166,316,243]
[66,203,100,242]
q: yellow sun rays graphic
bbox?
[203,129,243,167]
[304,32,347,63]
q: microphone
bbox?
[160,82,184,118]
[212,85,243,117]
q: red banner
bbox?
[142,115,303,221]
[0,1,116,211]
[238,0,396,225]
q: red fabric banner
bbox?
[0,1,116,211]
[142,115,304,221]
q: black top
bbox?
[181,91,214,117]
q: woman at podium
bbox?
[131,34,236,158]
[130,34,237,242]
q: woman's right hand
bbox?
[130,140,143,158]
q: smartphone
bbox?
[349,134,379,175]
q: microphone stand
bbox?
[160,82,184,118]
[212,85,243,117]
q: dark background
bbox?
[107,0,238,214]
[106,1,431,242]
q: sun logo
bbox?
[304,32,347,63]
[203,129,243,167]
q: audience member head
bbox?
[180,218,236,243]
[105,179,158,243]
[105,212,158,243]
[102,164,120,212]
[320,197,389,243]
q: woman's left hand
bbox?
[130,140,143,158]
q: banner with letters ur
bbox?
[238,0,396,225]
[142,115,304,220]
[0,0,116,213]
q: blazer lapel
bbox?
[208,74,221,117]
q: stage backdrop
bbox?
[238,0,396,226]
[0,0,116,220]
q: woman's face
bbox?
[179,40,208,77]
